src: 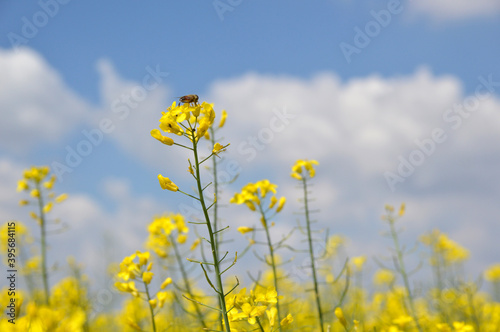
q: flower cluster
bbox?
[230,179,285,213]
[291,159,319,180]
[17,166,68,223]
[151,100,216,144]
[420,229,470,266]
[485,263,500,282]
[145,214,190,258]
[115,251,171,309]
[152,100,229,193]
[227,286,292,328]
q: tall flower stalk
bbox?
[291,159,325,332]
[151,98,235,331]
[146,214,207,329]
[115,251,172,332]
[17,166,68,305]
[230,180,287,324]
[382,204,423,332]
[207,109,228,256]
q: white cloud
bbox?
[408,0,500,21]
[203,68,500,274]
[0,48,93,152]
[3,48,500,280]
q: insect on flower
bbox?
[178,94,199,106]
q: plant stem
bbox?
[192,135,231,332]
[388,218,423,332]
[302,177,325,332]
[209,127,221,257]
[36,181,50,305]
[170,235,207,329]
[144,280,157,332]
[256,316,266,332]
[259,205,282,324]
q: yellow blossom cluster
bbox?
[291,159,319,180]
[230,179,285,213]
[151,100,216,144]
[420,229,470,266]
[16,166,68,223]
[145,214,190,257]
[226,286,292,328]
[115,251,171,310]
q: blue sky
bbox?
[1,0,500,291]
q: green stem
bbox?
[433,252,449,325]
[209,127,220,257]
[388,218,423,332]
[302,177,325,332]
[256,316,266,332]
[191,134,231,332]
[36,181,50,305]
[259,205,282,324]
[170,235,207,328]
[18,241,36,301]
[465,285,481,332]
[143,280,157,332]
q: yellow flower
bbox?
[157,291,169,307]
[43,175,56,189]
[335,307,347,328]
[19,199,29,206]
[158,174,178,191]
[23,166,49,182]
[148,298,157,309]
[485,263,500,282]
[240,303,267,325]
[253,287,278,304]
[159,113,184,136]
[280,313,294,327]
[352,256,366,271]
[269,196,278,209]
[177,234,187,244]
[452,322,473,332]
[161,277,172,289]
[237,227,254,234]
[219,109,227,128]
[55,193,68,203]
[276,197,286,212]
[212,142,226,155]
[436,323,452,331]
[231,180,279,212]
[42,202,53,214]
[30,188,40,198]
[393,315,412,327]
[398,203,405,216]
[17,179,29,191]
[190,238,201,251]
[151,129,174,145]
[136,251,150,266]
[142,271,154,284]
[266,307,277,327]
[291,159,319,180]
[374,269,395,286]
[115,281,138,295]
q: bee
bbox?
[178,94,199,106]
